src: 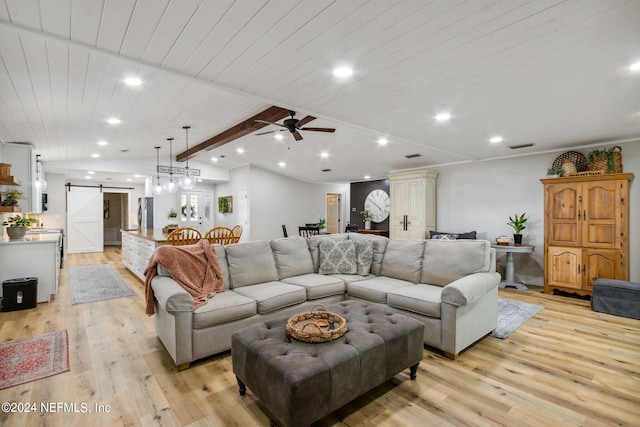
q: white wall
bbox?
[434,140,640,284]
[39,173,66,230]
[214,165,250,230]
[215,166,349,242]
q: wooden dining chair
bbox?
[345,224,359,233]
[230,225,243,243]
[204,226,234,245]
[165,227,202,246]
[282,224,288,238]
[299,226,320,238]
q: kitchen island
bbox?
[0,231,62,303]
[121,229,167,281]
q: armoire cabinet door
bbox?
[582,181,620,248]
[547,246,582,289]
[545,183,580,246]
[583,249,622,290]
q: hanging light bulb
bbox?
[152,146,163,196]
[179,125,195,189]
[35,154,48,192]
[162,138,178,194]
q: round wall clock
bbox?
[364,189,390,223]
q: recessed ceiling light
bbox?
[124,77,142,86]
[133,174,143,178]
[320,151,329,158]
[91,153,100,158]
[333,67,353,78]
[489,136,503,144]
[197,179,203,182]
[106,117,121,125]
[274,133,284,141]
[629,61,640,72]
[435,112,452,122]
[88,171,95,174]
[377,138,388,145]
[278,161,286,167]
[236,148,245,154]
[85,176,92,179]
[211,157,219,162]
[126,178,132,182]
[97,140,108,146]
[364,175,370,180]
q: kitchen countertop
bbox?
[0,232,61,245]
[121,228,169,243]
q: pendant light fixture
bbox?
[152,146,163,196]
[34,154,47,192]
[162,138,178,194]
[179,125,195,190]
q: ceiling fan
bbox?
[255,110,335,141]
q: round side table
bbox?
[491,244,535,290]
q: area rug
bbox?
[70,264,135,304]
[492,298,544,339]
[0,330,69,390]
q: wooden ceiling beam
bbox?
[176,106,290,162]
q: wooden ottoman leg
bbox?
[236,377,246,396]
[410,363,419,380]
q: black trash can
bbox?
[1,277,38,312]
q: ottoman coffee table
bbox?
[232,300,424,427]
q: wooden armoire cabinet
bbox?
[540,173,633,296]
[389,169,438,240]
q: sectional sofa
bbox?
[149,233,500,368]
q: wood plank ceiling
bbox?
[0,0,639,183]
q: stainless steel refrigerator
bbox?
[138,197,154,229]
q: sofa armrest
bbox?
[441,272,500,307]
[151,276,194,312]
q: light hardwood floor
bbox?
[1,247,639,426]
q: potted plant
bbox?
[3,214,36,240]
[167,208,178,226]
[507,213,527,245]
[360,210,372,230]
[1,189,23,207]
[587,147,615,172]
[546,166,563,177]
[318,218,326,231]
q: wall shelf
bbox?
[0,206,22,213]
[0,176,21,186]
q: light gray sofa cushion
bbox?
[232,281,307,314]
[347,233,388,275]
[280,274,345,300]
[271,237,315,279]
[380,239,425,283]
[226,241,278,288]
[422,240,492,286]
[347,276,415,303]
[192,290,257,329]
[387,284,442,318]
[319,240,357,274]
[354,240,373,275]
[307,234,349,272]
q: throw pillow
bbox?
[431,233,458,240]
[430,230,477,240]
[355,240,373,276]
[319,240,357,275]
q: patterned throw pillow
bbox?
[431,233,459,240]
[355,240,373,275]
[319,240,357,274]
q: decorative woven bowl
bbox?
[552,151,587,172]
[286,304,347,343]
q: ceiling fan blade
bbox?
[295,115,316,127]
[300,127,336,133]
[255,129,284,136]
[255,119,286,128]
[293,131,303,141]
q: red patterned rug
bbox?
[0,330,69,390]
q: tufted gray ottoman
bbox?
[592,279,640,320]
[232,300,424,427]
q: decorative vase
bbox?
[513,234,523,245]
[7,227,27,240]
[364,220,371,230]
[561,159,576,176]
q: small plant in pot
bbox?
[3,215,37,240]
[1,189,23,207]
[360,210,373,230]
[546,166,563,177]
[167,208,178,225]
[507,213,527,245]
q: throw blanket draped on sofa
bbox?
[144,239,224,315]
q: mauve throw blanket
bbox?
[144,239,224,315]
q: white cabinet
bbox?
[0,232,61,303]
[3,143,41,213]
[389,170,438,240]
[122,231,162,281]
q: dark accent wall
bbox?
[349,179,390,231]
